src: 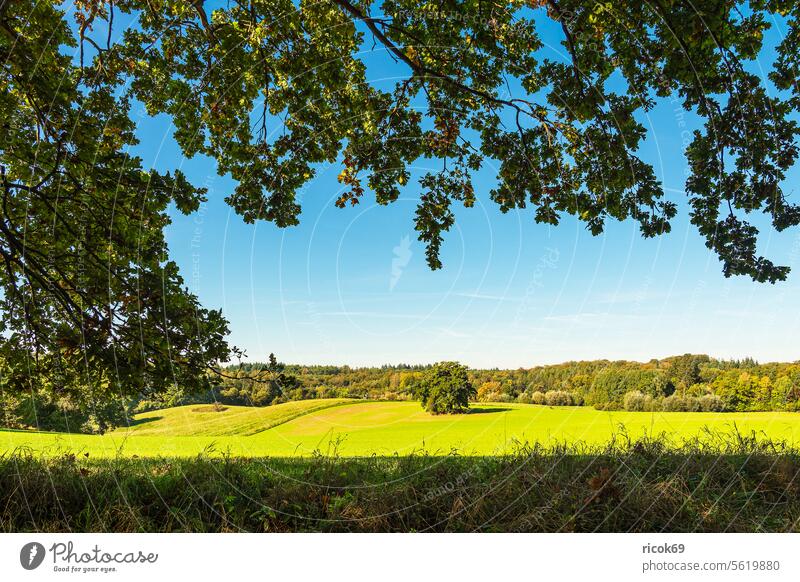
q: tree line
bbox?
[166,354,800,414]
[3,354,798,433]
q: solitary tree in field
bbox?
[3,1,800,421]
[418,362,476,414]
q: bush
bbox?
[685,396,703,412]
[662,395,688,412]
[623,391,657,412]
[699,394,726,412]
[481,390,509,403]
[661,394,721,412]
[530,391,545,405]
[543,390,575,406]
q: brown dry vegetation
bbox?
[2,434,799,532]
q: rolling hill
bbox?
[1,399,798,457]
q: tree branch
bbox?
[331,0,554,128]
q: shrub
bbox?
[530,391,546,405]
[699,394,726,412]
[661,394,720,412]
[481,390,508,403]
[543,390,575,406]
[662,395,688,412]
[623,391,656,412]
[685,396,703,412]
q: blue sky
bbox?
[118,8,800,368]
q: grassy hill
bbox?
[122,398,357,436]
[2,399,799,458]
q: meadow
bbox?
[2,399,798,458]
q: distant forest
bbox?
[198,354,800,414]
[5,354,799,433]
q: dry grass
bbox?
[2,433,799,532]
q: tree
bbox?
[219,353,300,405]
[667,354,709,390]
[418,362,475,414]
[0,1,231,428]
[477,380,503,401]
[3,1,800,416]
[105,0,800,282]
[399,371,424,395]
[714,371,758,411]
[771,376,791,410]
[754,375,773,409]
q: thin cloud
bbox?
[433,327,472,338]
[456,292,518,302]
[319,311,425,320]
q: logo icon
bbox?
[20,542,46,570]
[390,235,413,291]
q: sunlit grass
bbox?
[1,399,798,457]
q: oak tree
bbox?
[418,361,475,414]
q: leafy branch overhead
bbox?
[2,0,800,416]
[103,0,800,282]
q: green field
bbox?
[2,399,798,457]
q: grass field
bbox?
[2,399,798,457]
